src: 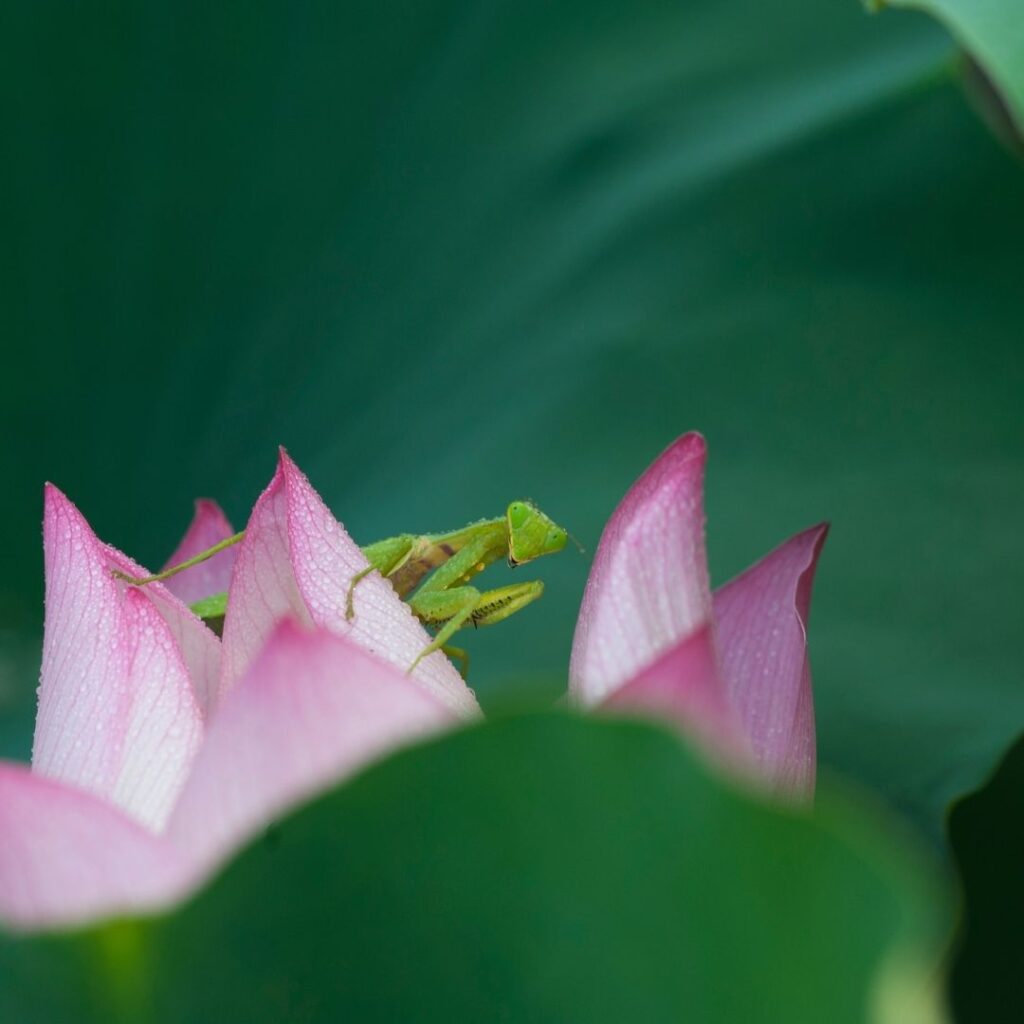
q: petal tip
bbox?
[270,447,303,490]
[794,522,829,622]
[643,433,707,483]
[612,432,708,526]
[42,484,99,549]
[788,520,830,579]
[42,481,72,515]
[193,497,229,520]
[255,450,289,499]
[804,520,830,546]
[642,431,706,490]
[277,447,304,482]
[667,431,707,459]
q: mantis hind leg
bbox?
[441,645,470,679]
[406,586,482,674]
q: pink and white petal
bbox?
[103,543,222,717]
[34,487,205,830]
[218,460,315,693]
[169,621,457,877]
[110,592,203,831]
[0,763,186,930]
[601,625,750,767]
[712,523,829,798]
[220,450,478,718]
[34,486,131,796]
[570,434,713,707]
[282,455,475,717]
[161,499,238,605]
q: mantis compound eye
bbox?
[507,501,531,530]
[547,526,569,553]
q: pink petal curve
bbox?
[0,763,186,931]
[712,523,829,798]
[161,498,238,605]
[601,625,750,767]
[169,621,457,877]
[34,487,204,829]
[102,540,222,718]
[110,592,204,830]
[220,450,478,718]
[570,434,713,707]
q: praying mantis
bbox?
[114,501,571,677]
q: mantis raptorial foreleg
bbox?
[461,581,546,627]
[406,581,545,674]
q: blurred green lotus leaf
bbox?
[0,714,950,1023]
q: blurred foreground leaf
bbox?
[0,715,949,1023]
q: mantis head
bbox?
[506,501,569,566]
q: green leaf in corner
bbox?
[948,733,1024,1023]
[873,0,1024,134]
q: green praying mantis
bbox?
[113,501,572,677]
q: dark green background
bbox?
[2,0,1021,848]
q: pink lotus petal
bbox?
[169,621,457,876]
[2,622,455,930]
[712,524,829,797]
[34,487,205,829]
[34,487,130,791]
[103,542,223,718]
[161,498,238,605]
[0,763,186,930]
[601,625,749,766]
[110,592,204,830]
[220,450,478,718]
[570,434,713,707]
